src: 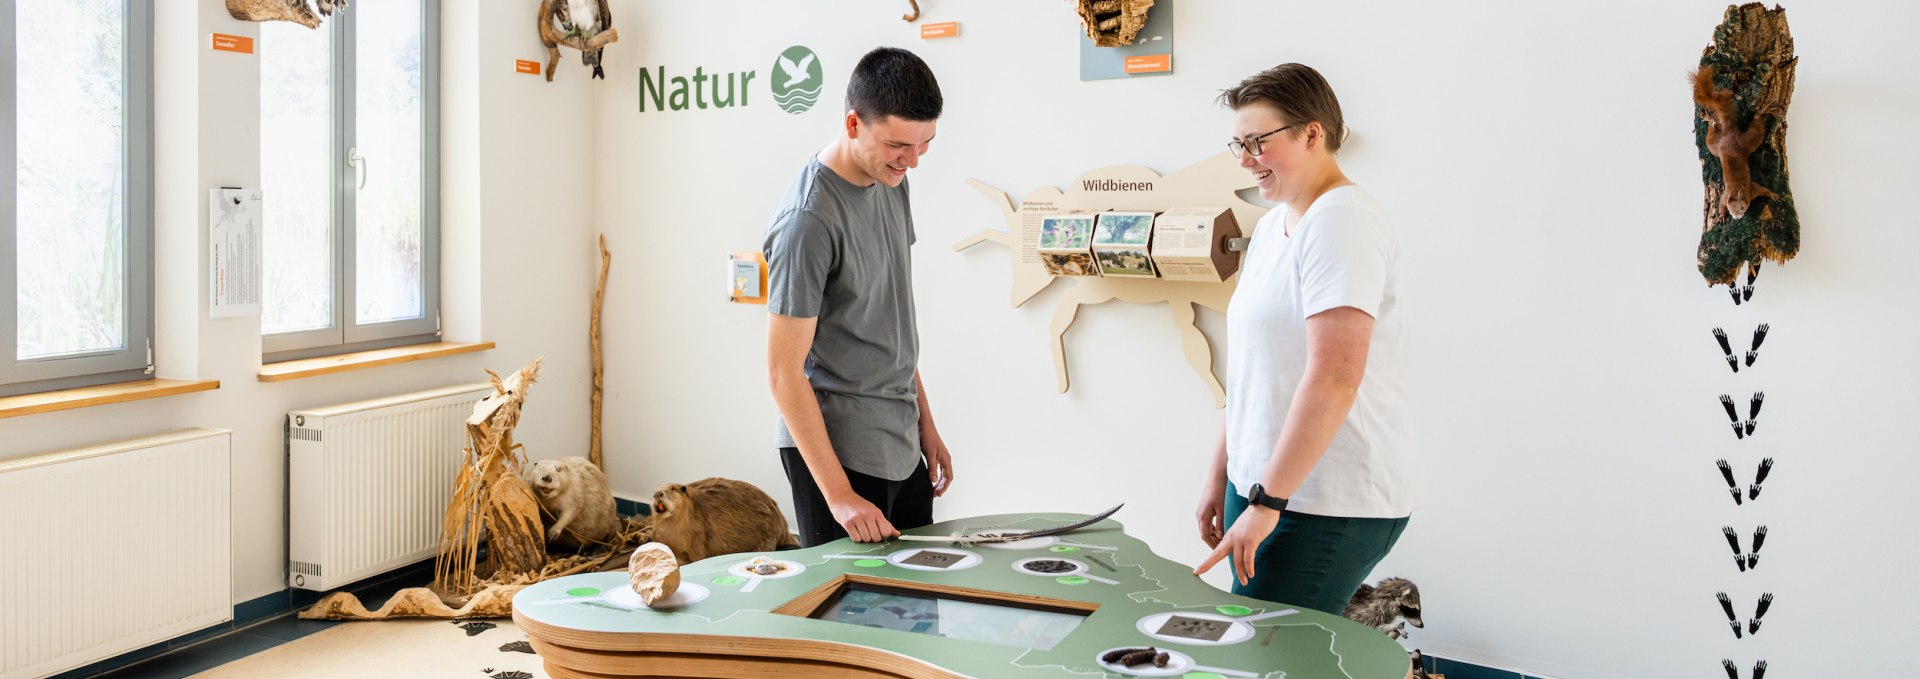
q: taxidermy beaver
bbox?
[1344,577,1425,640]
[521,457,619,551]
[649,478,798,564]
[1693,66,1774,220]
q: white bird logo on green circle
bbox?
[771,45,822,114]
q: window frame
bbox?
[262,0,440,363]
[0,0,156,398]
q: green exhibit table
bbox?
[514,513,1413,679]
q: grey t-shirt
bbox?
[763,155,922,481]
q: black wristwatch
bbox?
[1246,483,1288,512]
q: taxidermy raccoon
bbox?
[521,456,619,551]
[1344,577,1425,640]
[1409,649,1431,679]
[650,478,798,564]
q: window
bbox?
[0,0,154,397]
[261,0,439,361]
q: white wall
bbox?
[0,0,593,606]
[594,1,1917,676]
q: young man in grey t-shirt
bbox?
[763,47,954,546]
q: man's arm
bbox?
[768,313,898,541]
[914,370,953,496]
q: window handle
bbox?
[348,147,368,190]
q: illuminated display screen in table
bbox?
[813,584,1088,651]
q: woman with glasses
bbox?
[1191,64,1413,616]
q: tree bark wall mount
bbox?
[1693,3,1800,288]
[1076,0,1155,48]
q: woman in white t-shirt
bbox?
[1191,64,1412,615]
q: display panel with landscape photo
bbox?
[1095,248,1157,277]
[1091,212,1160,277]
[1094,213,1154,247]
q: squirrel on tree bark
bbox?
[1693,66,1775,220]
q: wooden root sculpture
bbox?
[433,358,549,600]
[1692,3,1799,287]
[539,0,620,82]
[1076,0,1155,47]
[227,0,344,29]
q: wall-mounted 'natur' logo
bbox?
[771,45,822,115]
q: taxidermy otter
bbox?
[649,478,798,564]
[1344,577,1425,640]
[1692,66,1774,220]
[520,457,619,551]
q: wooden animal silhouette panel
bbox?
[955,152,1265,407]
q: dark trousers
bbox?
[780,447,934,547]
[1222,482,1409,615]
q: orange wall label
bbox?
[211,33,254,54]
[1123,54,1171,74]
[921,22,960,39]
[515,59,541,75]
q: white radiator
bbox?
[0,428,233,679]
[287,383,489,591]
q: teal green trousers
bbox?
[1221,483,1410,615]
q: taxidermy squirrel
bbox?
[649,478,799,564]
[1344,577,1425,640]
[1693,66,1775,220]
[521,457,620,551]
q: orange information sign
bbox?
[211,33,254,54]
[515,59,541,75]
[1123,54,1171,74]
[921,22,960,39]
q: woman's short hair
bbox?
[1219,64,1345,153]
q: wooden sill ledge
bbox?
[258,341,495,382]
[0,379,221,420]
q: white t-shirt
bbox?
[1224,184,1413,519]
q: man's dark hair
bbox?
[846,47,943,122]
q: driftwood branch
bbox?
[590,235,610,469]
[299,585,523,621]
[538,0,620,82]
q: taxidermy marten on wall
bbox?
[1693,66,1775,220]
[649,478,798,564]
[521,457,619,551]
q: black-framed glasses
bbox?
[1227,125,1294,159]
